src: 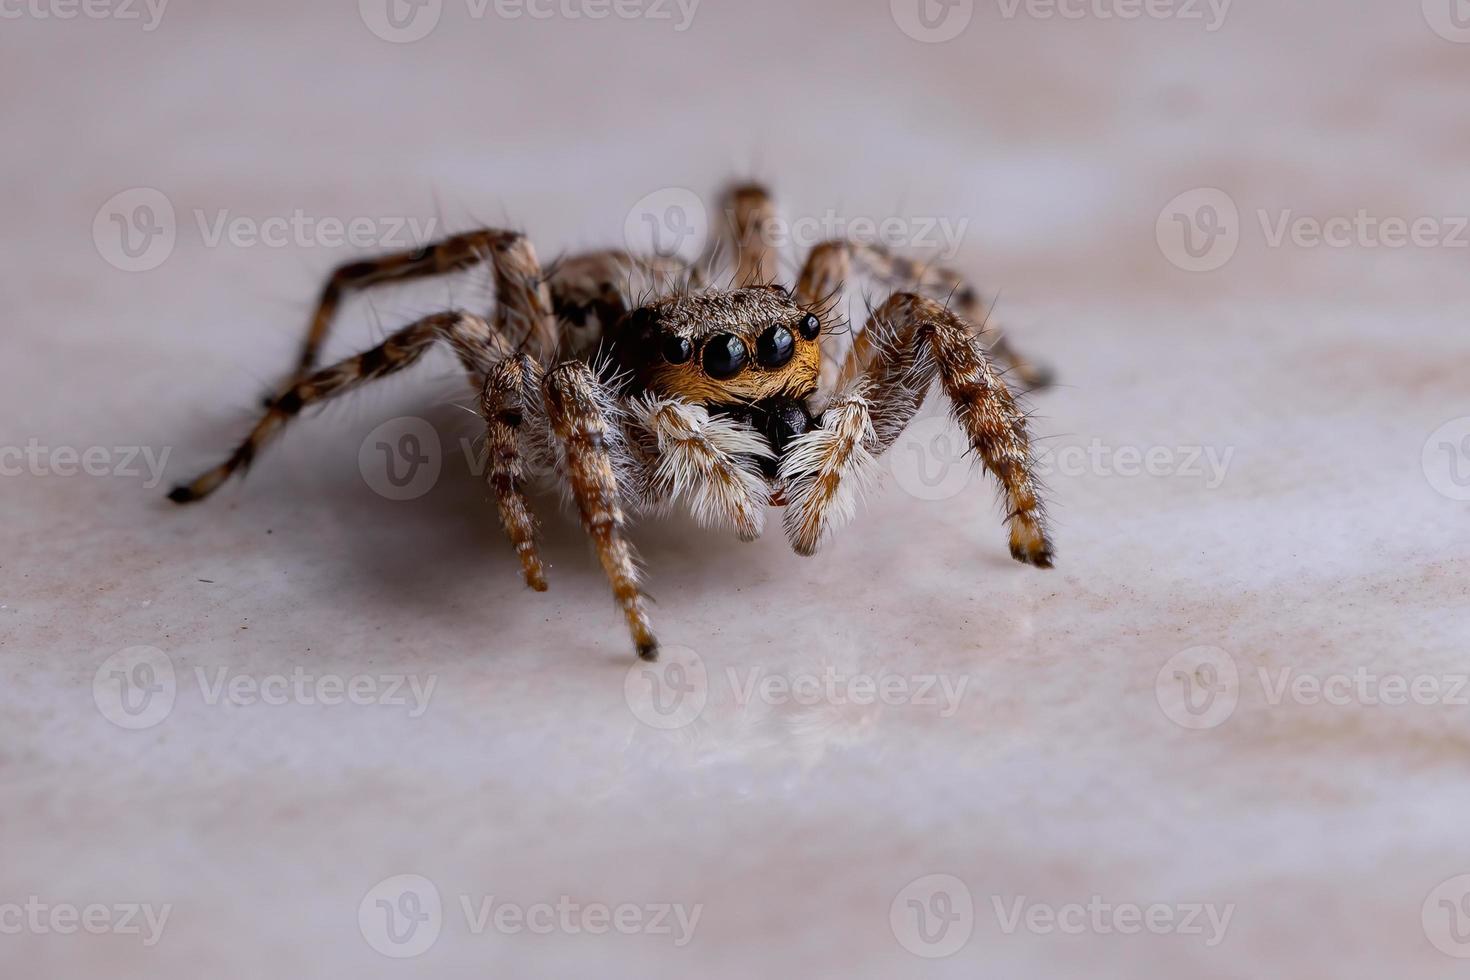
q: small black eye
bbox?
[798,313,820,340]
[701,333,748,379]
[756,325,794,369]
[662,335,692,364]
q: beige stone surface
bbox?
[3,0,1469,976]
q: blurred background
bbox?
[4,0,1470,977]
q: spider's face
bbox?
[616,286,822,406]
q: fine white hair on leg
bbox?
[628,395,773,542]
[777,389,880,557]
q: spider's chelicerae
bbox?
[170,184,1057,660]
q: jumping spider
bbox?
[169,184,1056,660]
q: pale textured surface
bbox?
[4,1,1470,977]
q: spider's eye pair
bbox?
[703,326,791,378]
[664,315,821,379]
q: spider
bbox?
[169,184,1056,661]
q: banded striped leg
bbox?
[285,229,558,387]
[794,239,1054,396]
[482,354,549,591]
[168,311,506,503]
[541,363,659,661]
[628,396,773,542]
[781,293,1054,567]
[724,183,783,287]
[778,389,879,557]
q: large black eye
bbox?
[701,333,748,379]
[756,325,794,369]
[798,313,821,340]
[662,335,692,364]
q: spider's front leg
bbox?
[540,363,659,661]
[482,354,550,593]
[778,293,1054,567]
[626,396,773,543]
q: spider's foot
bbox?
[167,485,201,505]
[636,640,660,662]
[1008,520,1055,569]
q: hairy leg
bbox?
[168,311,506,503]
[482,354,550,591]
[724,183,783,287]
[777,389,879,556]
[781,293,1054,566]
[627,395,773,542]
[541,363,659,660]
[794,239,1053,397]
[286,229,558,385]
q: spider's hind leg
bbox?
[276,228,558,398]
[795,239,1054,396]
[168,310,507,503]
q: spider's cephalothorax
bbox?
[168,184,1057,661]
[612,286,824,472]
